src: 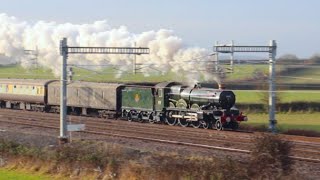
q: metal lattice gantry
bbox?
[214,45,275,53]
[58,37,150,143]
[214,40,277,133]
[65,46,150,55]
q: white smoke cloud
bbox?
[0,13,217,82]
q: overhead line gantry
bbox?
[59,37,149,143]
[214,40,277,133]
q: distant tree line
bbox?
[277,54,320,65]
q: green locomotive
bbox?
[121,82,247,130]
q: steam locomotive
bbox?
[0,79,247,130]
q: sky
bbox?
[0,0,319,58]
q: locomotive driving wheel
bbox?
[148,113,155,124]
[191,121,201,128]
[201,120,211,129]
[190,104,200,128]
[176,100,189,127]
[165,111,177,126]
[178,111,189,127]
[127,111,133,122]
[137,112,144,123]
[215,119,223,131]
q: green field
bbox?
[224,64,270,81]
[234,90,320,104]
[71,66,180,82]
[224,63,320,84]
[0,64,181,82]
[0,65,55,79]
[1,63,319,84]
[0,169,52,180]
[242,113,320,132]
[278,67,320,84]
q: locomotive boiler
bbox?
[169,84,236,109]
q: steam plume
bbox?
[0,13,217,83]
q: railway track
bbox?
[0,112,254,149]
[0,109,320,163]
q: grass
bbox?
[0,64,55,79]
[1,63,318,84]
[242,112,320,132]
[71,66,181,82]
[224,64,287,81]
[235,91,264,103]
[225,64,268,81]
[279,91,320,102]
[0,64,183,82]
[0,169,51,180]
[234,90,320,103]
[278,67,320,84]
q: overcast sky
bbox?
[1,0,319,58]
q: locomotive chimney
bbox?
[218,83,225,89]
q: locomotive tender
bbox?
[0,79,247,130]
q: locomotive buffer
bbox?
[59,38,149,143]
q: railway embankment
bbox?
[1,129,319,179]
